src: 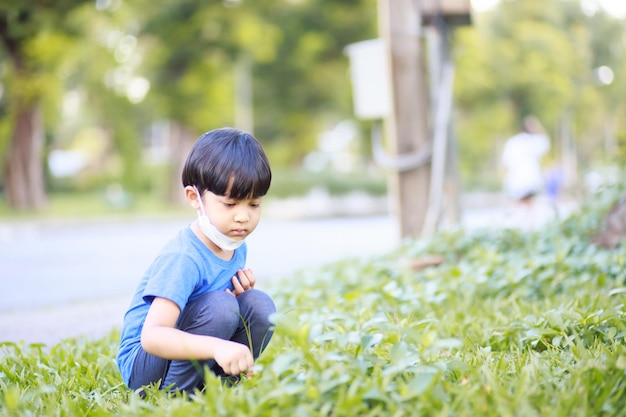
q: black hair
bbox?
[181,127,271,200]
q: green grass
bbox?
[0,190,188,221]
[1,187,626,416]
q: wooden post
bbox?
[378,0,431,238]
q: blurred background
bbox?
[1,0,625,344]
[0,0,624,220]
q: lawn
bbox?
[1,186,625,416]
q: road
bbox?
[0,214,400,345]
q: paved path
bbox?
[0,215,400,345]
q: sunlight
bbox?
[596,0,626,17]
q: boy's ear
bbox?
[184,186,201,210]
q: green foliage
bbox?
[3,0,626,206]
[0,337,129,416]
[451,0,626,188]
[2,187,626,416]
[252,0,378,161]
[0,189,185,220]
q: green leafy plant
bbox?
[2,187,626,416]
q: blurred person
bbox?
[544,163,565,216]
[545,164,564,203]
[501,116,550,227]
[117,127,276,395]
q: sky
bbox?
[471,0,626,18]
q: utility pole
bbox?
[347,1,470,238]
[378,0,431,238]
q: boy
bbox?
[117,127,276,394]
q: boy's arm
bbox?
[140,297,253,375]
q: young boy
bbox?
[117,127,276,394]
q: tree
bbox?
[451,0,626,189]
[61,2,149,196]
[253,0,377,165]
[0,0,381,208]
[132,0,281,203]
[133,0,378,202]
[0,0,93,209]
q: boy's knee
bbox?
[238,289,276,322]
[184,291,241,328]
[243,288,275,307]
[213,292,243,324]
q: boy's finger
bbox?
[231,276,244,294]
[243,268,256,287]
[237,270,252,290]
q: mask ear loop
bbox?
[193,186,207,217]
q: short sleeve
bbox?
[142,252,201,311]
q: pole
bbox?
[378,0,431,238]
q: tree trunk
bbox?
[4,104,47,210]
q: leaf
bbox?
[269,352,302,377]
[400,372,437,400]
[3,385,22,411]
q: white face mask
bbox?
[194,186,244,251]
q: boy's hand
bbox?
[229,268,256,296]
[213,340,254,375]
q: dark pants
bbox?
[128,289,276,393]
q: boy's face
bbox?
[199,189,263,243]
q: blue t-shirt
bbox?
[116,226,247,385]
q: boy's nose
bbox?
[233,209,249,223]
